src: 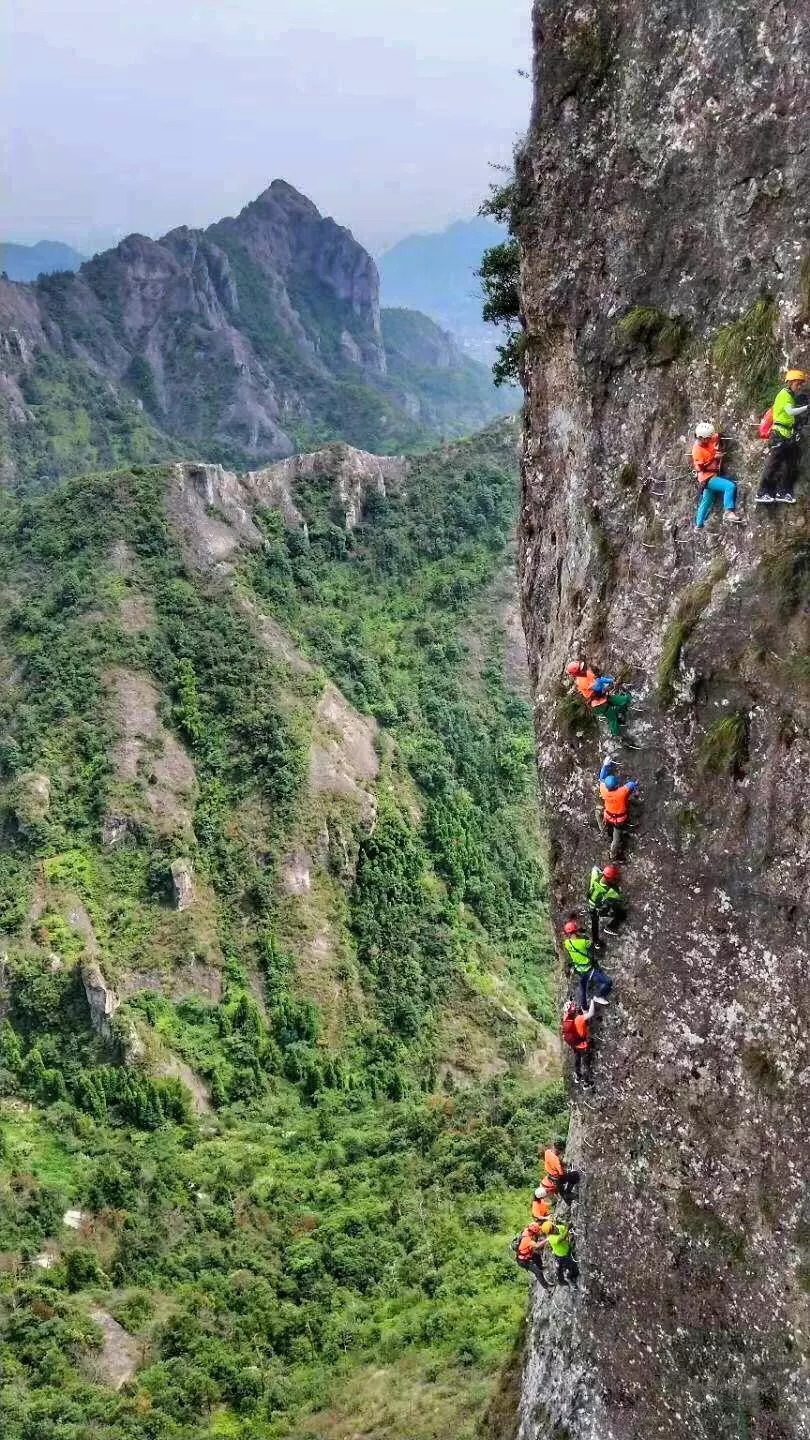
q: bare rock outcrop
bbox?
[514,4,810,1439]
[281,849,313,896]
[168,444,406,577]
[12,771,51,833]
[106,666,196,836]
[66,899,145,1065]
[170,858,195,911]
[263,445,405,530]
[309,684,380,828]
[86,1306,140,1391]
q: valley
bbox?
[0,420,560,1439]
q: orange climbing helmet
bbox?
[566,661,584,676]
[563,919,580,936]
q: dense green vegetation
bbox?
[2,349,171,494]
[0,425,560,1438]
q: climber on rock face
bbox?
[515,1222,552,1289]
[691,423,741,529]
[598,760,638,860]
[541,1139,581,1206]
[562,997,596,1088]
[756,370,808,504]
[562,915,613,1009]
[541,1219,579,1287]
[587,861,627,944]
[532,1186,554,1222]
[566,657,631,738]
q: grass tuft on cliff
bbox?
[616,305,689,364]
[698,713,749,777]
[712,296,780,408]
[656,560,728,707]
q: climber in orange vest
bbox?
[566,657,631,738]
[514,1222,551,1289]
[598,759,638,859]
[531,1187,554,1222]
[691,423,741,529]
[561,998,596,1088]
[539,1139,580,1205]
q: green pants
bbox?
[596,692,630,737]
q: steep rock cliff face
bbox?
[515,4,809,1439]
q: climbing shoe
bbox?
[593,995,609,1007]
[723,510,743,524]
[775,493,797,504]
[754,494,775,504]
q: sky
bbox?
[3,0,531,257]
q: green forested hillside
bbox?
[0,423,560,1440]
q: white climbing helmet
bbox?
[694,422,715,440]
[534,1187,546,1200]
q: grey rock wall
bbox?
[515,3,810,1438]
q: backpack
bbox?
[561,1014,579,1049]
[510,1232,523,1255]
[759,408,773,440]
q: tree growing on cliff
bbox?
[479,178,524,386]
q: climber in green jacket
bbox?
[541,1220,579,1287]
[587,862,627,944]
[756,369,808,503]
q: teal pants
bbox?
[596,692,630,737]
[696,476,736,527]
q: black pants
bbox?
[603,819,628,859]
[518,1256,550,1290]
[556,1254,579,1287]
[573,1047,592,1087]
[760,437,800,497]
[590,902,627,944]
[556,1171,580,1204]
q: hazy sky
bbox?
[3,0,531,256]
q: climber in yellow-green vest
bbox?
[587,862,627,945]
[756,369,809,504]
[562,916,613,1009]
[541,1220,579,1287]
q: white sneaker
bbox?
[593,995,610,1006]
[754,495,774,504]
[775,493,797,504]
[723,510,743,524]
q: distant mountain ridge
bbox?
[0,182,514,490]
[1,239,85,282]
[378,217,507,364]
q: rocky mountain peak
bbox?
[250,177,324,218]
[0,181,513,487]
